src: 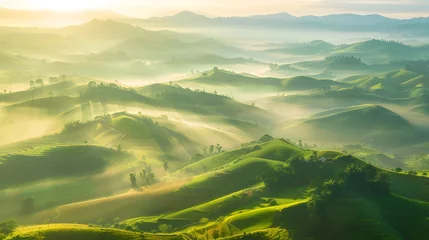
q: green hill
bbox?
[339,69,426,98]
[282,104,424,149]
[0,81,79,104]
[266,88,398,109]
[176,68,283,90]
[5,96,80,115]
[411,104,429,115]
[177,68,343,92]
[6,224,181,240]
[333,39,429,64]
[293,56,369,72]
[0,145,132,190]
[137,83,273,124]
[280,76,345,90]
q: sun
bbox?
[31,0,108,11]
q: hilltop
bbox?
[177,68,344,92]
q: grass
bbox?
[5,96,81,116]
[282,104,424,149]
[0,145,133,190]
[227,200,307,233]
[6,224,181,240]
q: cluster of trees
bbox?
[392,167,427,176]
[80,81,139,102]
[129,157,165,188]
[191,143,225,163]
[307,163,390,218]
[262,157,329,190]
[325,55,364,65]
[28,75,69,89]
[201,144,224,156]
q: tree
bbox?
[116,144,123,152]
[298,140,303,149]
[215,143,223,154]
[394,167,403,173]
[209,145,215,155]
[423,172,428,176]
[21,197,35,214]
[0,220,18,235]
[129,173,137,188]
[35,79,44,86]
[201,146,208,156]
[163,161,169,173]
[48,77,59,84]
[88,81,97,88]
[84,141,88,145]
[48,92,53,97]
[29,80,35,88]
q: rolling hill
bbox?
[177,68,344,92]
[281,104,425,149]
[263,88,398,109]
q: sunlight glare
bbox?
[30,0,109,11]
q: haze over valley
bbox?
[1,2,429,240]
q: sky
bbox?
[0,0,429,18]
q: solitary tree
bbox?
[298,140,303,149]
[29,80,35,88]
[163,161,169,173]
[201,146,208,156]
[145,166,155,185]
[35,79,44,86]
[129,173,137,188]
[215,143,223,154]
[21,197,35,214]
[116,144,123,152]
[394,167,403,173]
[209,145,215,155]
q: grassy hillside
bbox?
[137,82,273,124]
[340,69,427,98]
[333,39,429,64]
[280,76,345,90]
[0,145,132,189]
[282,104,425,149]
[265,88,398,109]
[0,81,79,104]
[176,68,283,90]
[5,96,80,115]
[177,68,346,93]
[6,224,181,240]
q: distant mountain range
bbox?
[0,7,123,26]
[122,11,429,34]
[1,8,429,36]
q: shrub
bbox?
[268,199,278,206]
[158,224,172,233]
[199,217,210,224]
